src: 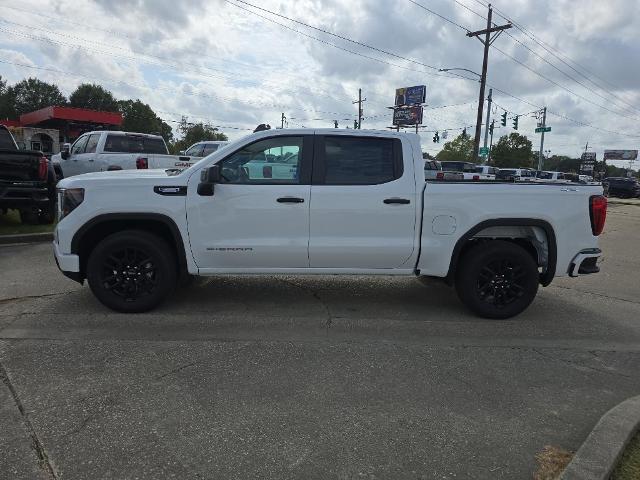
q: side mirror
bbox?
[179,150,186,155]
[60,143,71,160]
[197,165,221,196]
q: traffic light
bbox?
[432,131,439,143]
[512,115,519,130]
[462,127,467,137]
[354,120,358,129]
[334,120,339,128]
[489,121,495,136]
[501,111,507,126]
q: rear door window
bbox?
[320,136,402,185]
[202,144,221,156]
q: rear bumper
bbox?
[53,240,82,283]
[0,183,51,208]
[569,248,602,277]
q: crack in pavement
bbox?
[154,361,199,380]
[0,291,75,305]
[0,359,58,479]
[532,348,633,379]
[275,278,333,329]
[549,284,640,306]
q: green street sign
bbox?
[479,147,489,155]
[535,126,552,133]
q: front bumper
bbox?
[53,240,82,283]
[569,248,602,277]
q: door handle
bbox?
[384,198,410,204]
[277,197,305,203]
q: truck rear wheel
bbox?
[86,230,176,313]
[455,240,539,319]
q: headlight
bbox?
[57,188,84,221]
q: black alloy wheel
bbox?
[87,230,176,313]
[455,240,539,319]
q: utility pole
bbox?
[488,119,495,163]
[482,88,493,162]
[352,88,366,129]
[467,4,511,162]
[281,112,286,129]
[537,107,547,171]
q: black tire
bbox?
[19,209,39,225]
[86,230,177,313]
[38,202,56,224]
[455,240,539,319]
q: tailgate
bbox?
[0,150,44,181]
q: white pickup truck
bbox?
[53,129,606,319]
[51,131,198,178]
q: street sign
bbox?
[479,147,489,155]
[392,105,423,126]
[535,127,551,133]
[581,152,597,161]
[395,85,426,106]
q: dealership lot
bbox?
[1,203,639,479]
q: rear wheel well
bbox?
[446,221,556,286]
[73,216,188,281]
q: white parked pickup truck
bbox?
[53,129,607,319]
[51,131,199,178]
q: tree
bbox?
[490,132,534,168]
[171,121,228,154]
[69,83,118,111]
[117,99,172,143]
[8,78,67,115]
[435,132,474,162]
[0,75,14,119]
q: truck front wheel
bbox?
[455,240,539,319]
[86,230,177,313]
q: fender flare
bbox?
[446,218,557,286]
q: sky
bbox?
[0,0,639,167]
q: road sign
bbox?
[479,147,489,155]
[535,126,551,133]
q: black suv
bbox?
[603,177,640,198]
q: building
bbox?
[0,105,123,154]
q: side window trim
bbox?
[312,135,403,186]
[216,135,313,185]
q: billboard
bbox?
[581,152,597,161]
[395,85,426,106]
[393,106,423,126]
[603,150,638,161]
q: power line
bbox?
[406,0,470,31]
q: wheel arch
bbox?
[71,213,189,282]
[445,218,557,287]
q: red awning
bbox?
[20,106,122,126]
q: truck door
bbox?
[61,134,89,177]
[186,135,313,270]
[309,135,417,269]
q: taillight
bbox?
[38,157,48,180]
[589,195,607,236]
[136,157,148,169]
[436,171,444,180]
[472,175,480,181]
[263,165,272,178]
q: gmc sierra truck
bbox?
[0,125,57,224]
[53,129,606,319]
[51,131,198,178]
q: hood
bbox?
[57,168,184,188]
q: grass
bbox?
[611,432,640,480]
[532,445,573,480]
[0,209,55,236]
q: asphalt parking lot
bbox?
[1,204,640,480]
